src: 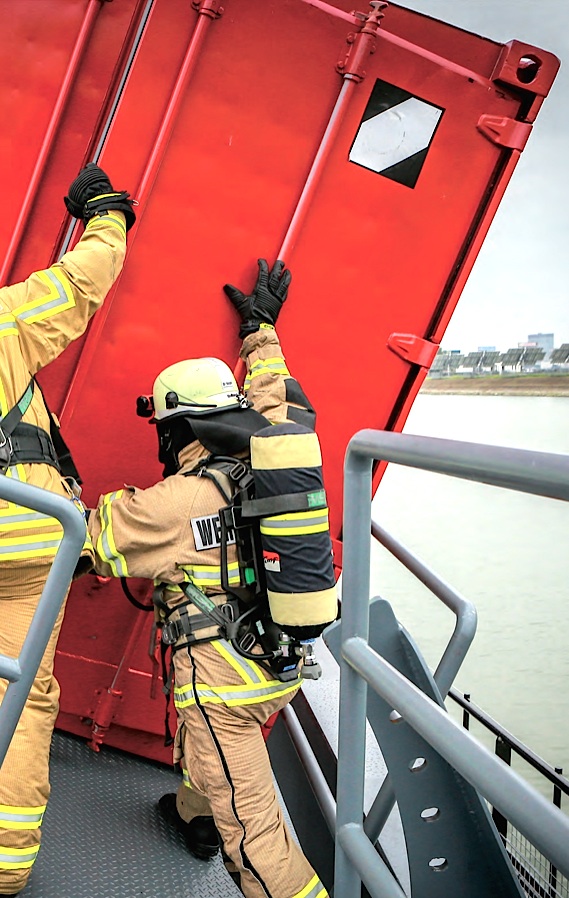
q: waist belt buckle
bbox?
[161,621,180,646]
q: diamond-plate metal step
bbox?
[26,732,242,898]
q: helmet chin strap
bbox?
[157,418,197,477]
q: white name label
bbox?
[191,513,235,551]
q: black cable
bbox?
[120,577,154,612]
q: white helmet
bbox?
[152,357,243,420]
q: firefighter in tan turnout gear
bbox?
[88,259,337,898]
[0,164,135,896]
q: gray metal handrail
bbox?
[370,522,478,698]
[0,477,86,766]
[364,521,478,844]
[334,429,569,898]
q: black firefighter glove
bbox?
[223,258,291,339]
[64,163,136,231]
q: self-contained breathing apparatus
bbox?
[155,422,339,683]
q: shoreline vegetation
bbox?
[421,373,569,396]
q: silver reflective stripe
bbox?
[0,510,50,525]
[291,873,328,898]
[0,808,43,829]
[0,845,40,867]
[181,563,240,587]
[203,680,301,703]
[187,569,222,583]
[88,212,126,236]
[261,513,329,531]
[174,677,301,708]
[174,685,196,707]
[16,269,73,322]
[98,493,128,577]
[0,318,17,336]
[0,536,61,555]
[217,641,265,684]
[247,357,289,378]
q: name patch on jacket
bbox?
[191,513,235,550]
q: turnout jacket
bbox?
[0,211,127,566]
[88,326,314,626]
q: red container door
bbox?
[0,0,558,759]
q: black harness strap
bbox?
[6,422,60,470]
[0,377,81,479]
[34,378,82,482]
[0,380,35,469]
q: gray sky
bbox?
[398,0,568,353]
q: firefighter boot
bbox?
[158,793,220,860]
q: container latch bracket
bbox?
[388,333,439,368]
[477,115,533,151]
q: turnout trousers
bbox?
[173,639,328,898]
[0,564,68,894]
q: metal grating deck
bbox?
[25,731,242,898]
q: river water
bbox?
[369,394,569,795]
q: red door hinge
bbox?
[388,333,439,368]
[477,115,532,151]
[336,1,388,82]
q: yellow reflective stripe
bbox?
[0,805,45,831]
[292,873,328,898]
[4,464,25,482]
[180,562,240,588]
[82,528,93,553]
[0,312,18,340]
[182,768,192,788]
[206,679,301,707]
[86,210,127,237]
[244,356,290,390]
[0,509,61,530]
[0,530,63,560]
[173,684,196,708]
[0,378,7,416]
[260,508,329,537]
[96,491,129,577]
[0,468,65,532]
[0,843,40,869]
[213,640,264,687]
[174,674,301,709]
[248,357,290,377]
[13,268,75,324]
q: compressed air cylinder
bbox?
[249,422,338,636]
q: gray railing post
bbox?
[333,437,373,898]
[0,477,86,767]
[333,428,569,897]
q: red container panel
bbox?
[0,0,558,759]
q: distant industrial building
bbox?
[431,332,569,376]
[527,333,554,359]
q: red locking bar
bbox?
[233,2,385,382]
[298,0,359,26]
[0,0,104,287]
[60,0,224,427]
[87,610,150,752]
